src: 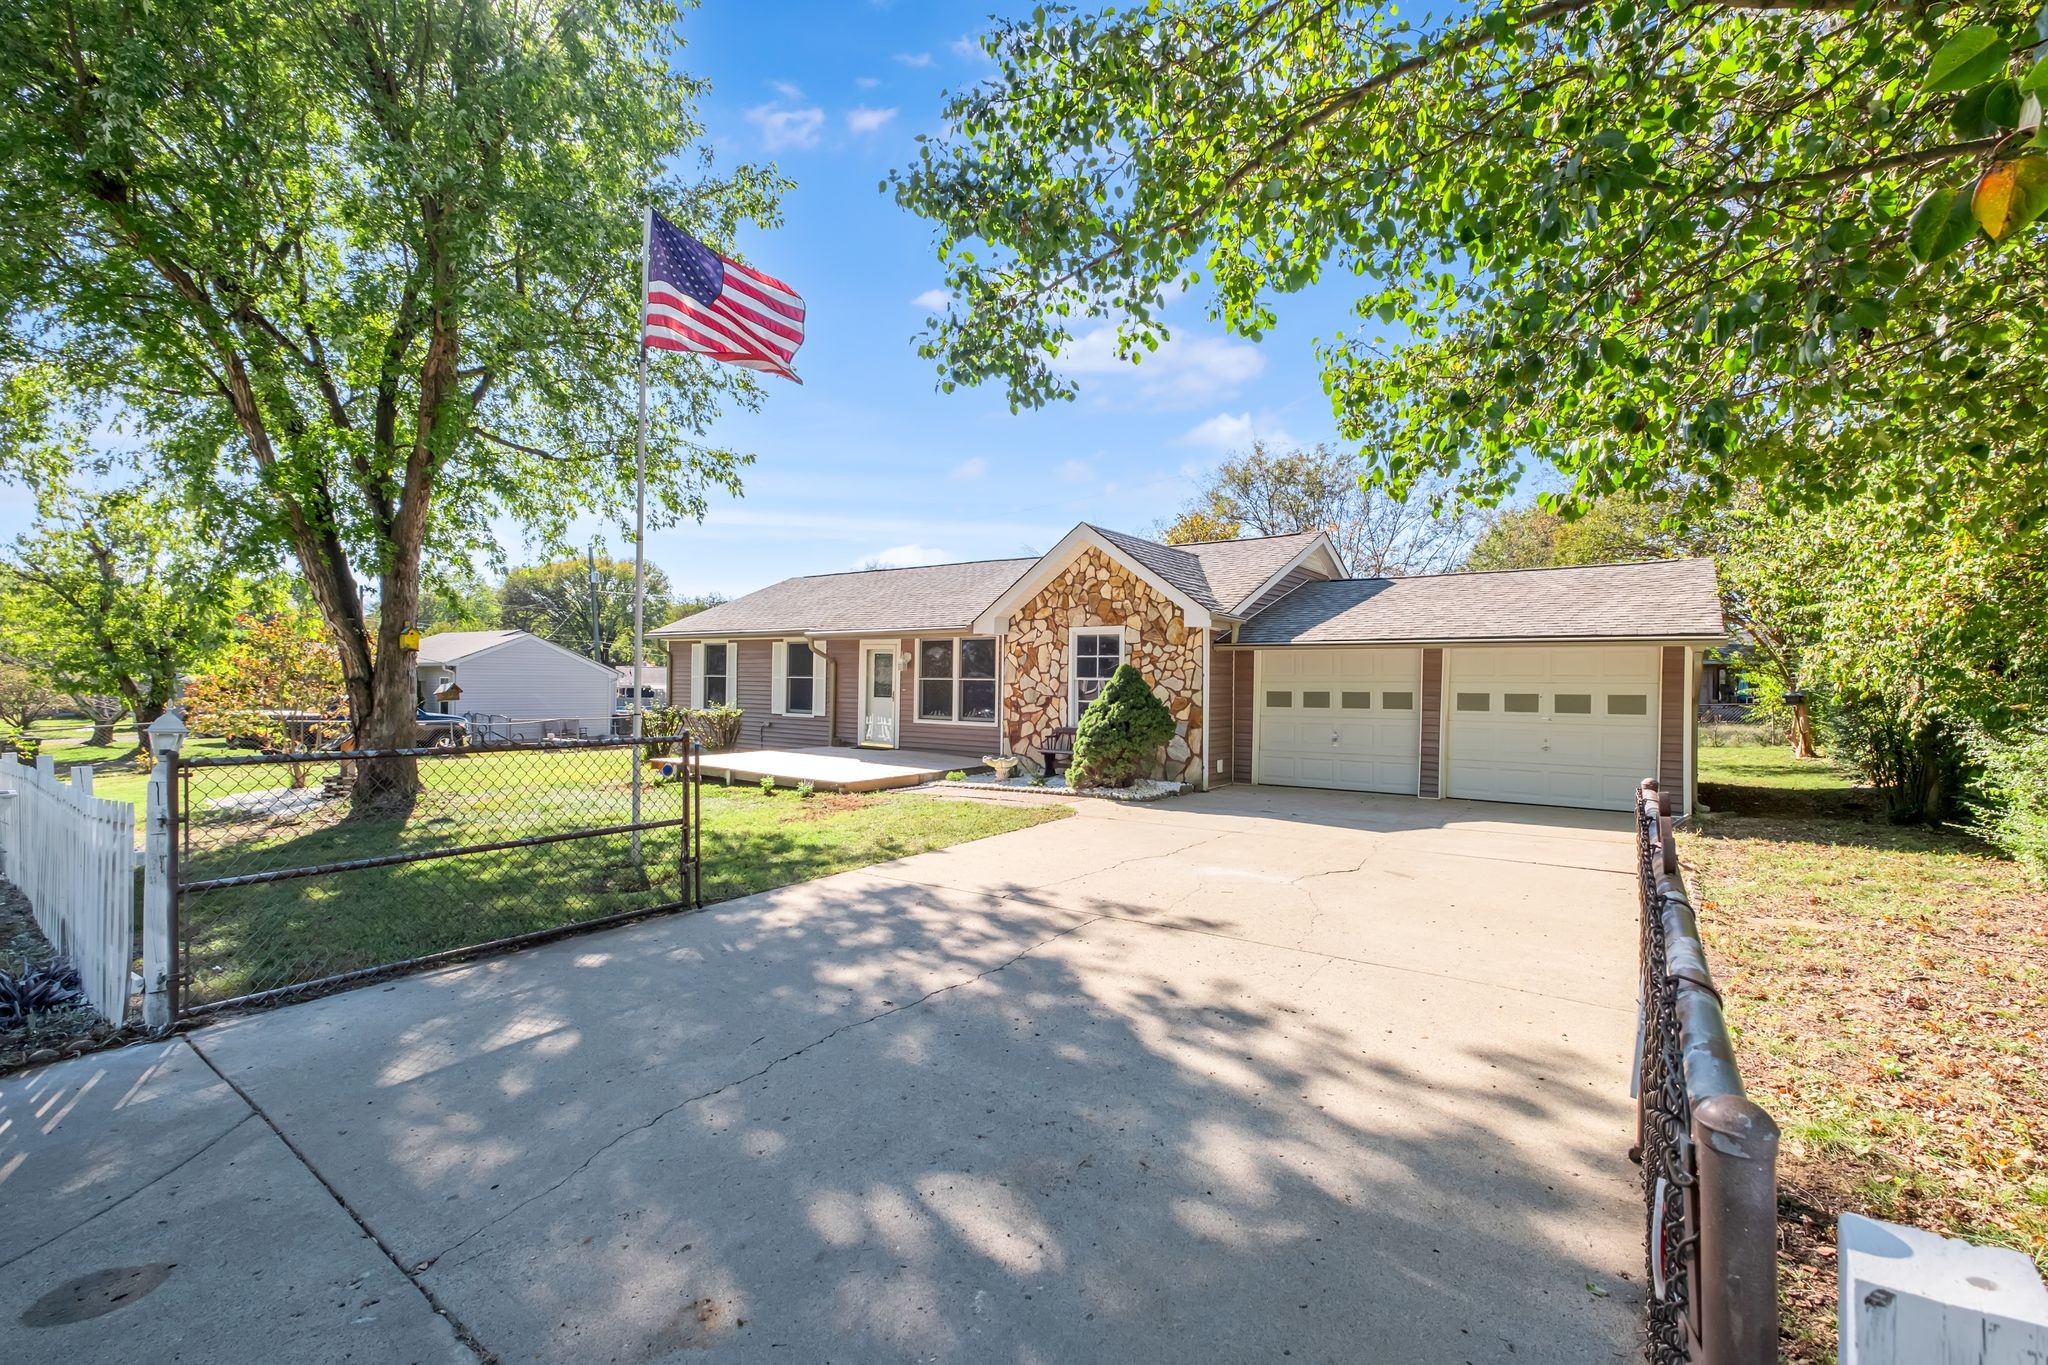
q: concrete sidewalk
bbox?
[2,787,1646,1362]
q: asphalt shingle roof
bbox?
[650,557,1037,637]
[1087,525,1324,615]
[1237,559,1724,644]
[414,630,524,665]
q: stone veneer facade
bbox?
[1001,546,1204,784]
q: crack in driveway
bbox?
[415,911,1108,1275]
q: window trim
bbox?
[695,640,732,710]
[912,635,999,726]
[1067,624,1128,718]
[774,637,821,717]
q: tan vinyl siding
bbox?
[827,639,860,746]
[1658,645,1685,815]
[1419,647,1444,799]
[1236,563,1329,621]
[1232,650,1254,780]
[733,639,829,749]
[895,635,1000,759]
[1209,642,1237,784]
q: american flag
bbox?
[642,210,805,382]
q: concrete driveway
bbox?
[2,787,1646,1362]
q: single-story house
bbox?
[649,523,1724,815]
[414,629,619,740]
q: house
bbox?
[649,524,1724,814]
[413,630,619,740]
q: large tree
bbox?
[498,554,687,665]
[893,2,2048,527]
[4,0,784,802]
[1172,440,1474,575]
[1,481,268,750]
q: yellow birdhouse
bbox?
[399,623,422,652]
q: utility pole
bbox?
[588,540,604,665]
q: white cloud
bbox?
[1176,411,1299,452]
[863,543,953,568]
[1057,325,1266,409]
[949,456,987,480]
[745,100,826,151]
[847,105,898,135]
[1055,459,1093,483]
[910,287,952,311]
[893,51,933,67]
[769,79,806,100]
[951,33,992,61]
[855,76,881,89]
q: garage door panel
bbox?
[1257,648,1421,795]
[1446,646,1660,812]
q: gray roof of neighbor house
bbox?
[651,557,1038,638]
[1088,525,1327,615]
[1236,558,1725,645]
[414,630,525,665]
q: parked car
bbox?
[415,711,470,748]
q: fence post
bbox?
[141,712,187,1031]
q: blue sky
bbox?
[0,0,1372,602]
[583,0,1372,598]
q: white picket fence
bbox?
[0,753,137,1021]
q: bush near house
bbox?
[646,704,743,755]
[1068,663,1175,789]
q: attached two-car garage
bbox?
[1251,644,1664,812]
[1231,560,1724,816]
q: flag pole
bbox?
[630,204,651,867]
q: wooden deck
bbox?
[697,746,984,793]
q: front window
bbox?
[1073,631,1124,710]
[702,643,728,706]
[916,637,997,722]
[785,641,815,714]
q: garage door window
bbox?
[1265,690,1292,708]
[1504,692,1540,713]
[1382,691,1413,710]
[1341,691,1371,709]
[1607,693,1649,716]
[1303,691,1331,709]
[1554,693,1592,715]
[1456,692,1490,712]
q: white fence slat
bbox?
[0,753,136,1022]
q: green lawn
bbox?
[157,753,1066,1006]
[1683,740,2047,1364]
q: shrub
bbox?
[797,781,815,799]
[945,769,967,782]
[1818,687,1966,823]
[648,704,743,755]
[759,775,775,795]
[1969,728,2048,880]
[1067,663,1175,789]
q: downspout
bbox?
[1199,626,1213,791]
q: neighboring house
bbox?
[650,523,1725,815]
[414,630,619,739]
[611,664,668,711]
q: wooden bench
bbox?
[1041,725,1076,778]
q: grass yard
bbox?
[1681,731,2047,1363]
[163,751,1066,1005]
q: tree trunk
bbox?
[131,696,165,754]
[1789,699,1816,758]
[88,720,117,747]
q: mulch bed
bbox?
[0,878,150,1076]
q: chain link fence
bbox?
[168,736,700,1016]
[1632,779,1779,1365]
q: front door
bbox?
[860,647,898,747]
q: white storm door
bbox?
[1256,648,1422,794]
[860,645,899,747]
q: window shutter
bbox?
[689,644,704,710]
[771,640,787,715]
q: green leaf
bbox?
[1926,26,2010,94]
[1987,78,2023,128]
[2023,51,2048,94]
[1909,187,1978,263]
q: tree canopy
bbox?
[498,555,701,665]
[3,0,786,776]
[893,0,2048,528]
[1170,440,1474,575]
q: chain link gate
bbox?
[162,735,701,1018]
[1632,778,1780,1364]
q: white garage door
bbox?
[1445,646,1659,810]
[1257,649,1420,794]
